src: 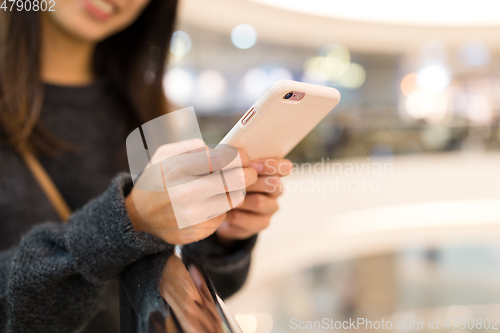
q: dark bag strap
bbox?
[17,146,72,223]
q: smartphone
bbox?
[219,80,341,160]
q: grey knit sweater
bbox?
[0,82,255,333]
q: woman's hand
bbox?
[125,142,258,245]
[216,158,293,241]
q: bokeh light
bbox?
[243,67,268,101]
[304,43,365,89]
[400,73,419,97]
[420,41,447,64]
[268,67,293,84]
[417,64,450,92]
[163,68,193,106]
[458,42,491,67]
[170,31,192,57]
[304,56,348,82]
[304,56,327,81]
[337,63,366,89]
[405,90,449,123]
[465,93,493,124]
[300,73,326,86]
[320,43,351,64]
[231,24,258,49]
[197,69,226,107]
[243,67,293,102]
[304,44,350,82]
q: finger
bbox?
[194,212,227,230]
[226,189,246,208]
[209,146,250,172]
[213,144,251,165]
[165,213,226,244]
[245,176,283,197]
[250,158,293,176]
[218,146,251,169]
[150,138,206,165]
[217,210,272,240]
[233,193,279,215]
[194,212,227,231]
[225,209,272,233]
[216,220,256,240]
[165,167,256,202]
[165,145,241,176]
[221,166,258,189]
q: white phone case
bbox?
[219,80,340,160]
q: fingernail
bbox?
[251,163,264,172]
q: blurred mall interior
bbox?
[165,0,500,332]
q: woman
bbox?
[0,1,292,332]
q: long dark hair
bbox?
[0,0,178,154]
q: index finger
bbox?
[165,145,249,176]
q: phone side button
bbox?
[241,108,256,125]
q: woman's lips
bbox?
[82,0,117,20]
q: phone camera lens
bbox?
[284,92,293,99]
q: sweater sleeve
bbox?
[0,174,172,333]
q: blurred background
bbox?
[165,0,500,332]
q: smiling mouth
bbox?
[82,0,117,19]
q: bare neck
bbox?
[40,14,96,86]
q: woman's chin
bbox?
[65,21,116,42]
[44,10,123,43]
